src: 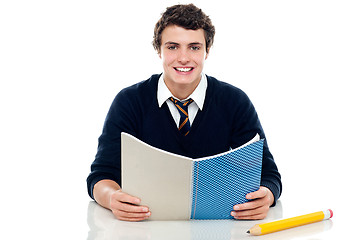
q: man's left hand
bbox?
[231,186,274,220]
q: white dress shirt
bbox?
[157,73,207,127]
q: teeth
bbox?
[176,67,192,72]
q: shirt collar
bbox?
[157,73,207,110]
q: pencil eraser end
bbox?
[328,209,333,218]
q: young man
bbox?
[87,4,282,222]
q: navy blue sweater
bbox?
[87,74,282,204]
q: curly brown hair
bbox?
[152,4,215,54]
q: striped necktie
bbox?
[169,97,194,136]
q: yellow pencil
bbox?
[247,209,333,236]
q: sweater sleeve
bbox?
[86,89,138,200]
[230,89,282,206]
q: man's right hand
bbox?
[109,190,151,221]
[93,179,151,221]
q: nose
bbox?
[177,48,190,64]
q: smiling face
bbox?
[159,25,209,99]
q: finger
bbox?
[234,197,267,211]
[113,209,151,221]
[118,202,150,213]
[246,187,267,200]
[110,197,150,215]
[232,210,268,220]
[114,214,151,222]
[110,191,150,214]
[231,205,269,220]
[113,191,141,205]
[117,216,149,222]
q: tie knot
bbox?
[169,97,194,108]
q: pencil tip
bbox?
[246,230,250,234]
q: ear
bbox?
[205,49,210,60]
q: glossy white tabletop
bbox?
[2,185,358,240]
[86,201,324,240]
[85,196,354,240]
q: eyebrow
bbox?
[189,42,203,46]
[164,42,179,45]
[164,41,204,46]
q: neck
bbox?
[164,77,201,100]
[168,84,196,100]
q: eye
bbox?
[167,45,178,50]
[190,46,200,51]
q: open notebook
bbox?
[121,132,264,220]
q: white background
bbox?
[1,0,360,239]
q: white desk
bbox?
[2,184,356,240]
[86,197,347,240]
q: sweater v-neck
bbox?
[161,77,213,141]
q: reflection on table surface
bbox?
[87,200,334,240]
